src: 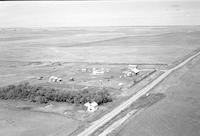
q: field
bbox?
[0,26,200,136]
[1,26,200,64]
[115,49,200,136]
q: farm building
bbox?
[84,101,98,112]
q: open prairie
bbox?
[0,26,200,136]
[1,26,200,64]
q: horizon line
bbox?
[0,25,200,29]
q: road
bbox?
[76,51,200,136]
[116,51,200,136]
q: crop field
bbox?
[0,26,200,136]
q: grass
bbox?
[0,82,113,105]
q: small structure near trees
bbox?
[84,101,98,112]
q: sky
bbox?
[0,0,200,27]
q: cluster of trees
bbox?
[0,82,112,105]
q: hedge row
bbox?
[0,82,112,105]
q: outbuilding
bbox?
[49,76,62,83]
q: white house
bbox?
[84,101,98,112]
[132,67,140,75]
[128,65,140,75]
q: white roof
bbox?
[91,101,98,106]
[132,68,140,73]
[84,101,98,107]
[84,102,90,107]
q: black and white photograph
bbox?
[0,0,200,136]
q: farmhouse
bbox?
[84,101,98,112]
[127,65,140,75]
[132,67,140,75]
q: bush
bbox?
[34,96,48,104]
[0,82,113,105]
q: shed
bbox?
[92,70,104,75]
[81,68,88,72]
[49,76,62,83]
[49,76,55,82]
